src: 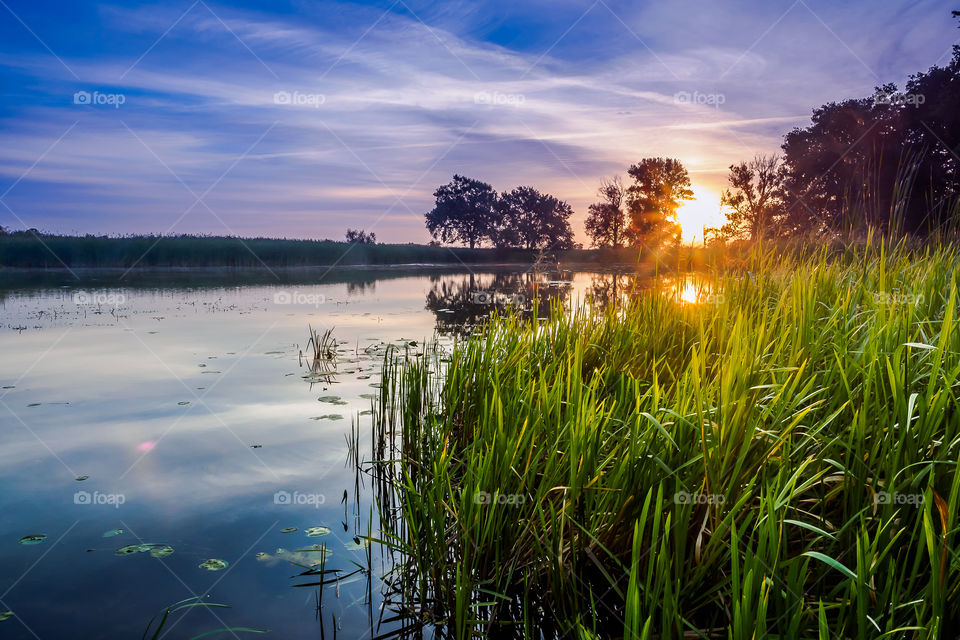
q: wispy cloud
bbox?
[0,0,954,241]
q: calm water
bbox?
[1,266,676,638]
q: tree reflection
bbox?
[425,270,572,335]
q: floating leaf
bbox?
[317,395,348,405]
[199,558,228,571]
[310,414,343,421]
[0,611,12,622]
[18,534,46,545]
[115,545,141,555]
[102,528,123,538]
[281,527,297,533]
[76,475,89,481]
[344,538,370,551]
[178,401,190,406]
[250,444,262,449]
[150,545,175,558]
[304,526,331,537]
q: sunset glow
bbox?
[675,187,726,244]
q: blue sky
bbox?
[0,0,956,243]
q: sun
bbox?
[674,187,726,244]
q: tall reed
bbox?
[374,238,960,639]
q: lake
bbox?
[0,265,687,638]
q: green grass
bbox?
[374,237,960,638]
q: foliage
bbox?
[585,176,627,248]
[377,237,960,638]
[780,14,960,236]
[720,155,787,240]
[493,186,575,250]
[625,157,692,247]
[345,228,376,244]
[425,175,498,249]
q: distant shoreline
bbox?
[0,233,653,270]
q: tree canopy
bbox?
[425,177,574,250]
[425,175,497,249]
[625,158,692,247]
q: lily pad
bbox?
[317,395,348,405]
[76,475,89,481]
[177,401,190,406]
[280,527,297,533]
[115,544,141,555]
[102,529,123,538]
[150,545,175,558]
[345,537,370,551]
[199,558,228,571]
[0,611,12,622]
[310,414,344,421]
[18,534,46,545]
[304,526,331,537]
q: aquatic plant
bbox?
[374,237,960,638]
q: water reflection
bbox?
[0,266,717,639]
[425,270,573,335]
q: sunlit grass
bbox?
[375,236,960,638]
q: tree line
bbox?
[425,175,576,250]
[426,11,960,248]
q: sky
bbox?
[0,0,956,244]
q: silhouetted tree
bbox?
[720,155,786,240]
[345,228,376,244]
[425,175,497,248]
[779,12,960,235]
[625,158,692,246]
[493,186,575,250]
[585,176,627,248]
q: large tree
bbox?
[720,155,786,240]
[585,176,627,248]
[779,11,960,236]
[494,186,575,250]
[425,175,497,248]
[625,158,692,246]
